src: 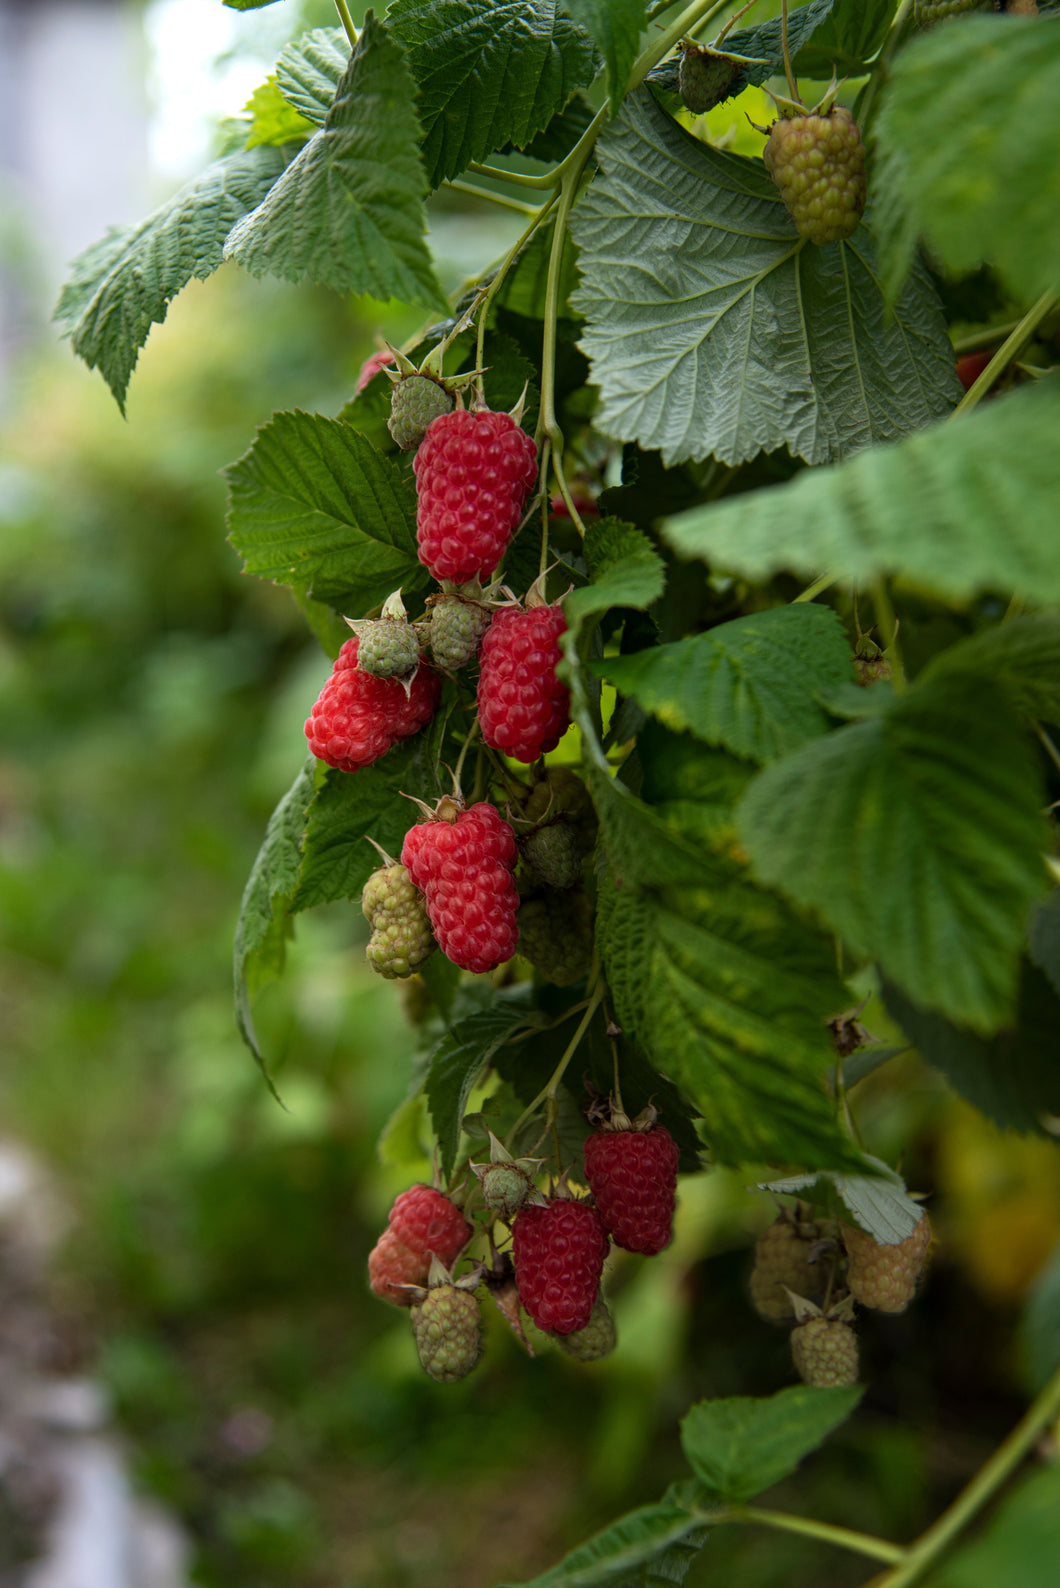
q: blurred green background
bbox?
[2,5,1059,1587]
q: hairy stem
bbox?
[732,1507,905,1567]
[951,290,1058,419]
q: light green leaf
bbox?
[874,16,1060,304]
[224,409,430,613]
[242,77,314,148]
[275,27,349,123]
[680,1385,863,1504]
[664,379,1060,606]
[233,759,317,1076]
[568,88,958,468]
[562,0,646,112]
[224,12,444,306]
[592,605,853,764]
[500,1499,710,1588]
[224,0,283,9]
[932,1466,1060,1588]
[387,0,599,188]
[426,997,544,1178]
[738,673,1050,1034]
[53,144,291,412]
[884,969,1060,1136]
[565,519,666,626]
[921,614,1060,726]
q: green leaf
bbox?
[224,12,444,306]
[761,1157,924,1243]
[233,760,317,1077]
[884,968,1060,1136]
[1029,890,1060,999]
[793,0,896,77]
[931,1466,1060,1588]
[53,145,291,412]
[291,737,444,913]
[568,88,958,468]
[562,0,646,112]
[499,1499,710,1588]
[680,1384,863,1504]
[242,77,314,149]
[426,996,543,1177]
[275,27,349,123]
[664,379,1060,608]
[738,672,1049,1034]
[224,0,283,9]
[387,0,599,187]
[224,410,430,613]
[921,614,1060,727]
[1019,1237,1060,1392]
[592,605,853,764]
[565,519,666,626]
[874,16,1060,305]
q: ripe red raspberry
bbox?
[840,1213,932,1313]
[477,604,571,764]
[367,1230,426,1306]
[512,1198,608,1335]
[584,1124,680,1256]
[388,1183,472,1266]
[413,407,538,584]
[401,799,519,973]
[304,637,441,773]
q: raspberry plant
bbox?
[55,0,1060,1583]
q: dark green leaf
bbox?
[562,0,646,111]
[664,380,1060,614]
[387,0,599,188]
[508,91,596,163]
[569,89,958,468]
[794,0,896,77]
[738,673,1049,1034]
[931,1466,1060,1588]
[426,996,543,1177]
[233,760,317,1076]
[224,12,444,306]
[680,1384,863,1504]
[921,614,1060,727]
[593,605,853,764]
[53,145,291,412]
[647,1,836,100]
[884,968,1060,1136]
[1029,890,1060,999]
[292,738,444,913]
[1019,1237,1060,1392]
[875,17,1060,304]
[275,27,349,123]
[566,519,666,626]
[499,1500,710,1588]
[224,410,430,613]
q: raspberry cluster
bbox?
[304,637,440,773]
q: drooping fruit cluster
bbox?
[512,1196,609,1335]
[477,603,571,764]
[401,797,519,974]
[584,1108,680,1256]
[361,863,434,979]
[763,105,867,246]
[368,1184,472,1305]
[840,1214,932,1313]
[413,406,539,584]
[304,637,441,773]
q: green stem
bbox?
[538,166,587,454]
[950,291,1058,419]
[732,1507,905,1567]
[792,571,837,604]
[433,194,557,366]
[872,578,905,692]
[857,0,915,140]
[780,0,799,103]
[538,440,553,577]
[1036,723,1060,777]
[870,1360,1060,1588]
[467,160,560,191]
[505,984,603,1149]
[444,179,544,216]
[952,320,1020,356]
[333,0,357,49]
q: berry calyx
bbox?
[840,1213,932,1314]
[477,603,571,764]
[304,637,441,774]
[791,1315,859,1388]
[512,1197,609,1335]
[763,105,867,246]
[361,863,434,979]
[471,1133,542,1221]
[411,1283,484,1383]
[583,1111,680,1257]
[401,800,520,974]
[413,407,539,585]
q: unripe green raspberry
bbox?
[749,1214,823,1324]
[428,596,490,671]
[362,864,434,979]
[517,889,594,986]
[521,767,594,830]
[556,1297,616,1361]
[411,1285,483,1383]
[764,106,867,246]
[914,0,991,23]
[840,1214,932,1313]
[388,373,454,451]
[354,619,421,680]
[678,41,741,115]
[521,821,583,890]
[480,1163,534,1220]
[791,1317,858,1388]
